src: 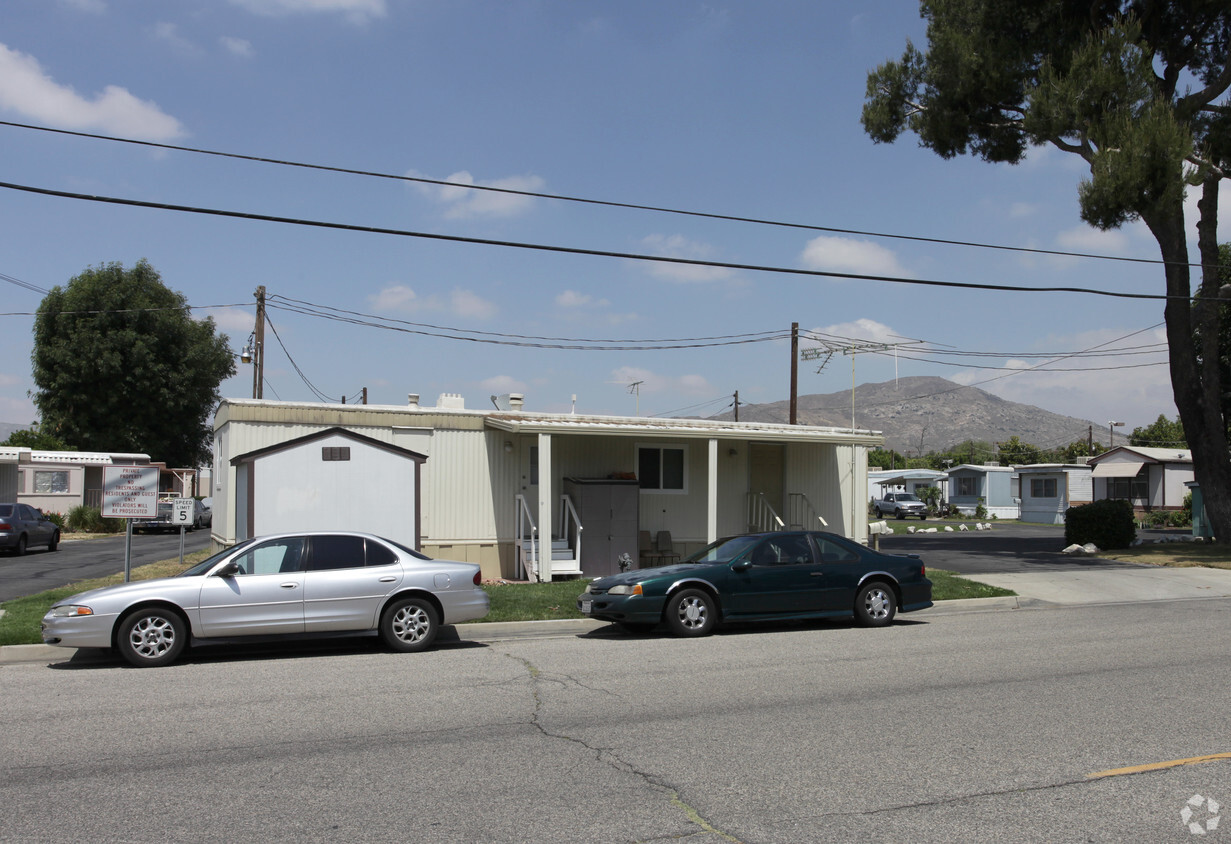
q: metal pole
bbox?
[124,519,133,582]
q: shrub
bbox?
[1065,499,1136,549]
[974,498,988,520]
[65,505,124,534]
[42,511,65,529]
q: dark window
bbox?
[957,477,976,496]
[366,538,398,566]
[815,536,859,563]
[322,447,351,461]
[750,534,815,565]
[1030,478,1058,498]
[637,445,686,491]
[309,535,366,570]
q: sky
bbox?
[1,0,1224,455]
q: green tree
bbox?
[1130,413,1187,447]
[863,1,1231,541]
[996,435,1041,466]
[32,260,236,468]
[1,422,69,451]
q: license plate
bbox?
[580,600,592,614]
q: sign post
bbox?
[102,466,159,582]
[171,498,194,567]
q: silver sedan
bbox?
[41,531,490,667]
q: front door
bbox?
[749,443,785,527]
[197,536,306,636]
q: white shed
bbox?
[230,427,425,549]
[1016,464,1093,524]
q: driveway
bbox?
[879,522,1231,605]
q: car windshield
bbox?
[896,494,921,502]
[683,535,763,564]
[178,538,258,577]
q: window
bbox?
[638,444,686,492]
[232,537,305,575]
[750,534,815,565]
[1030,478,1058,498]
[322,446,351,461]
[308,535,366,570]
[34,470,69,494]
[815,536,859,563]
[366,538,397,567]
[956,477,976,497]
[1108,474,1148,502]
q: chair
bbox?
[655,531,681,564]
[638,531,660,567]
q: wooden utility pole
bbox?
[252,285,266,400]
[733,390,739,422]
[789,322,799,425]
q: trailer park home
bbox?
[211,394,882,581]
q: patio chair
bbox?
[639,530,660,567]
[655,531,681,564]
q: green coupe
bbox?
[578,531,932,636]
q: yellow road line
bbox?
[1088,753,1231,779]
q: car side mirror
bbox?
[216,561,242,577]
[731,560,751,572]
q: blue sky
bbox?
[1,0,1218,451]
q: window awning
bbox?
[1092,461,1145,478]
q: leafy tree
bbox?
[863,1,1231,541]
[996,435,1041,465]
[1,422,68,451]
[1129,413,1187,447]
[31,260,236,468]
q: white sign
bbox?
[102,466,160,519]
[172,498,194,525]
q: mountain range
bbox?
[708,376,1100,456]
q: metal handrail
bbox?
[515,494,538,580]
[560,494,583,567]
[788,492,829,529]
[747,492,785,533]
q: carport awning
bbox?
[1092,461,1145,478]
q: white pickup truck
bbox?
[873,492,928,520]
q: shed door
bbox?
[749,443,785,515]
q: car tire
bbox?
[873,508,883,518]
[15,535,27,556]
[665,588,716,637]
[894,509,904,520]
[47,531,59,552]
[854,581,897,628]
[380,597,439,652]
[919,514,926,521]
[116,607,187,667]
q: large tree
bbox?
[32,260,236,468]
[863,0,1231,540]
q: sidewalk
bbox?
[4,566,1230,666]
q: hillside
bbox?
[710,376,1099,456]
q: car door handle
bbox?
[810,572,825,577]
[280,582,299,589]
[378,576,397,583]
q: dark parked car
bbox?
[0,503,60,555]
[579,531,931,636]
[42,531,490,667]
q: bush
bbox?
[974,498,988,520]
[65,505,124,534]
[1065,499,1136,549]
[42,511,65,529]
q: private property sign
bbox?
[102,466,159,519]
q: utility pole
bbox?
[252,285,266,400]
[362,387,368,405]
[789,322,799,425]
[733,390,739,422]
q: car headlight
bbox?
[48,605,93,617]
[606,584,643,596]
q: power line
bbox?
[262,310,335,403]
[0,179,1194,302]
[2,118,1223,272]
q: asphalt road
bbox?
[2,600,1228,842]
[0,529,214,601]
[878,522,1146,574]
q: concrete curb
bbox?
[0,596,1036,665]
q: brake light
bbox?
[473,571,482,586]
[921,565,926,577]
[0,522,10,531]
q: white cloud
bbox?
[228,0,386,23]
[808,318,906,348]
[369,285,418,312]
[609,366,713,396]
[411,170,545,219]
[450,289,496,320]
[799,236,910,278]
[1054,224,1134,253]
[480,375,527,394]
[221,36,255,58]
[950,326,1175,430]
[1008,202,1037,219]
[639,234,733,283]
[151,22,202,56]
[203,308,258,334]
[0,43,185,141]
[556,290,610,308]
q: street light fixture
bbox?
[1108,420,1124,449]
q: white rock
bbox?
[944,526,954,532]
[959,524,969,531]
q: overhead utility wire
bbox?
[269,293,787,346]
[0,272,49,295]
[0,181,1186,301]
[1,119,1219,272]
[262,311,335,403]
